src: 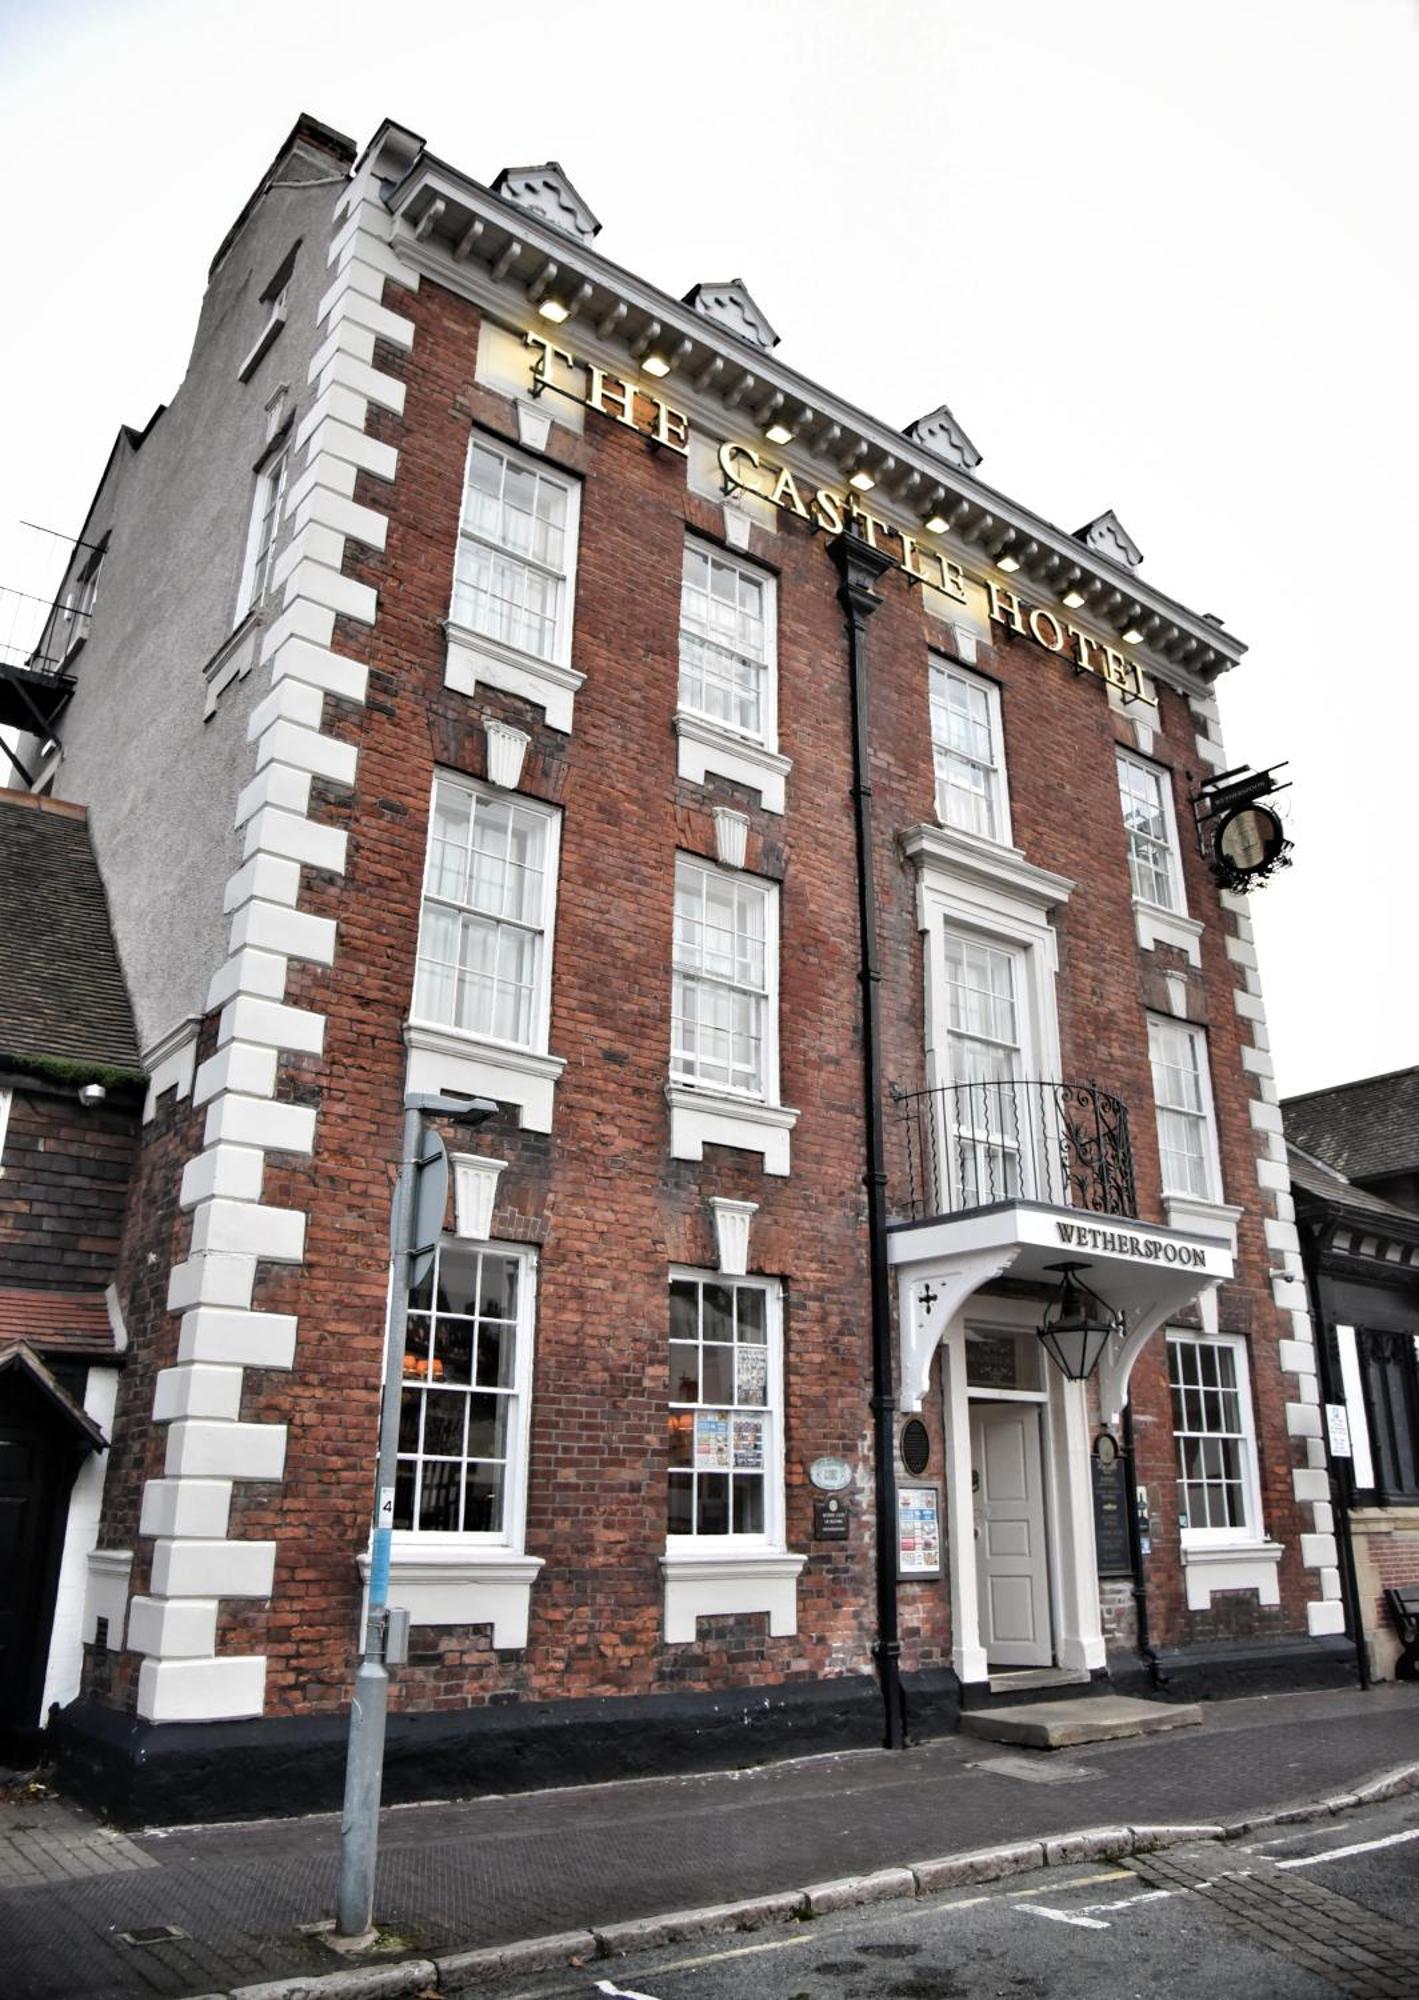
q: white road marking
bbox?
[1015,1901,1111,1929]
[1277,1826,1419,1869]
[594,1981,663,1999]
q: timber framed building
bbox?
[4,114,1353,1816]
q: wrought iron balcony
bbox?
[890,1078,1138,1223]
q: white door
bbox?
[971,1402,1051,1667]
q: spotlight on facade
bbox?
[537,297,570,324]
[642,353,671,378]
[1121,624,1144,645]
[764,419,795,446]
[848,467,876,493]
[924,508,951,535]
[996,552,1021,572]
[1037,1261,1118,1381]
[1061,584,1087,608]
[78,1082,107,1108]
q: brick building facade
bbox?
[8,116,1352,1817]
[0,793,142,1753]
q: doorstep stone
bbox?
[960,1695,1202,1749]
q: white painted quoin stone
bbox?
[1190,692,1341,1633]
[128,125,420,1724]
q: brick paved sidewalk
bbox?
[3,1684,1418,2000]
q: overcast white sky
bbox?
[2,0,1414,1098]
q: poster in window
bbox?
[735,1346,768,1404]
[694,1410,731,1471]
[897,1483,942,1578]
[732,1413,765,1470]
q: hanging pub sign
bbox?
[525,333,1155,705]
[1191,763,1293,893]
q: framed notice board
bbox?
[897,1482,943,1579]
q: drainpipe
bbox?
[1119,1397,1161,1689]
[829,525,905,1751]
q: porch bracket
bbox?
[899,1248,1022,1412]
[1096,1275,1222,1427]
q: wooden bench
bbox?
[1384,1585,1419,1680]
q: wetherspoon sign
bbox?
[527,334,1155,705]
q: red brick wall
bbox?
[92,256,1314,1719]
[0,1078,137,1292]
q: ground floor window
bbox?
[1167,1331,1261,1542]
[396,1239,535,1543]
[1358,1329,1419,1501]
[667,1272,782,1545]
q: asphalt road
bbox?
[493,1795,1419,2000]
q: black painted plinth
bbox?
[50,1674,891,1827]
[1109,1633,1358,1702]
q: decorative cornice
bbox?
[383,152,1246,688]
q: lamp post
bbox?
[1036,1261,1119,1382]
[335,1090,496,1940]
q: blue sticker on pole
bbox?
[369,1524,392,1606]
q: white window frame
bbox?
[1116,749,1185,913]
[0,1087,10,1176]
[410,773,562,1060]
[677,539,778,753]
[1167,1330,1265,1549]
[235,435,291,624]
[666,1268,785,1556]
[394,1235,538,1553]
[1147,1014,1224,1204]
[930,658,1010,844]
[671,855,780,1107]
[938,928,1030,1207]
[449,431,581,670]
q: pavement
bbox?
[3,1682,1419,2000]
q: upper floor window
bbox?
[668,1272,783,1546]
[1148,1016,1222,1201]
[943,931,1024,1205]
[451,436,579,664]
[235,438,290,623]
[1168,1332,1262,1544]
[671,857,778,1102]
[930,660,1008,841]
[397,1237,536,1543]
[678,543,776,747]
[1116,750,1185,912]
[412,775,561,1051]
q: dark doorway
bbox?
[0,1366,88,1756]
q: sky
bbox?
[1,0,1414,1098]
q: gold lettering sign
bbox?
[528,334,1155,704]
[526,333,689,457]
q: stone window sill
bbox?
[665,1082,798,1176]
[444,619,584,733]
[1133,896,1203,968]
[675,711,791,814]
[1179,1537,1283,1611]
[358,1544,543,1648]
[659,1550,806,1644]
[1162,1193,1245,1254]
[404,1021,565,1133]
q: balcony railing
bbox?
[890,1078,1138,1223]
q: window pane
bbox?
[679,544,770,743]
[667,1277,776,1542]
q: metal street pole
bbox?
[335,1092,495,1938]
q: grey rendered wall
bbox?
[49,128,350,1056]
